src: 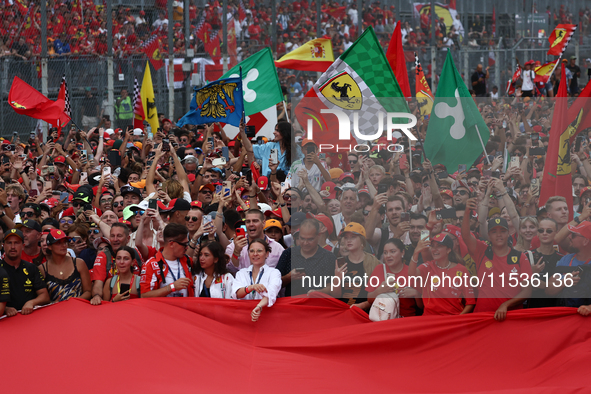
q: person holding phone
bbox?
[239,120,291,178]
[193,242,233,299]
[409,233,475,315]
[289,139,332,192]
[102,246,141,302]
[231,238,282,322]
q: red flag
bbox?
[141,36,164,70]
[449,0,456,9]
[386,22,411,98]
[547,24,576,56]
[238,0,246,22]
[8,77,70,125]
[133,77,145,130]
[567,78,591,141]
[506,65,522,95]
[321,6,346,21]
[492,7,496,37]
[538,64,576,219]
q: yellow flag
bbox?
[141,62,159,133]
[274,38,334,72]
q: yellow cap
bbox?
[342,222,366,238]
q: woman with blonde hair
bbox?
[515,216,538,252]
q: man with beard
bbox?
[462,198,532,321]
[17,219,43,265]
[366,194,409,259]
[403,213,428,264]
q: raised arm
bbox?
[462,198,479,256]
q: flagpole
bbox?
[240,66,245,125]
[475,125,491,164]
[408,138,412,172]
[283,100,290,123]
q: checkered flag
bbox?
[133,77,145,130]
[61,74,71,119]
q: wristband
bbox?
[249,195,256,198]
[232,251,239,259]
[574,216,582,224]
[411,256,418,264]
[280,203,287,207]
[170,284,176,293]
[244,286,251,294]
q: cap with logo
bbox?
[286,212,307,227]
[120,185,142,198]
[487,217,509,232]
[257,176,269,191]
[264,219,283,231]
[93,236,111,250]
[567,221,591,240]
[16,219,42,233]
[162,198,192,213]
[430,233,454,249]
[306,213,334,235]
[319,182,339,199]
[4,228,24,242]
[46,229,69,245]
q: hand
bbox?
[532,256,546,274]
[413,237,430,256]
[578,305,591,316]
[397,220,410,234]
[173,277,192,291]
[202,157,214,170]
[422,158,433,172]
[465,197,478,212]
[494,303,509,321]
[290,268,305,281]
[335,260,347,277]
[373,193,388,208]
[271,181,282,197]
[268,154,279,173]
[90,294,102,305]
[233,234,248,254]
[251,305,262,322]
[251,284,267,293]
[112,290,130,302]
[580,200,591,220]
[398,287,419,298]
[5,306,17,317]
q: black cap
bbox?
[163,198,192,213]
[286,212,307,227]
[4,229,23,242]
[16,219,42,233]
[120,185,142,198]
[488,217,509,232]
[73,189,93,203]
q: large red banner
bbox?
[1,297,590,392]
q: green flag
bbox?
[222,47,283,116]
[424,51,489,173]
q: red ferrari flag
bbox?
[538,64,578,219]
[386,22,412,98]
[547,24,576,56]
[506,64,522,95]
[8,76,70,125]
[321,6,346,21]
[140,35,164,70]
[133,77,145,130]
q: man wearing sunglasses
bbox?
[21,204,41,222]
[452,179,472,208]
[162,198,192,225]
[141,223,194,298]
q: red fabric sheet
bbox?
[2,297,590,393]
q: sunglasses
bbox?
[349,160,358,164]
[88,229,100,234]
[453,190,469,196]
[185,216,200,222]
[100,199,113,204]
[69,236,83,243]
[22,211,36,218]
[60,219,74,224]
[113,202,123,207]
[134,210,145,216]
[72,201,84,207]
[201,189,213,194]
[514,152,523,157]
[362,210,370,216]
[538,228,554,234]
[172,240,189,247]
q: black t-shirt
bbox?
[338,256,368,306]
[0,265,10,304]
[81,95,99,117]
[276,246,336,297]
[527,249,563,309]
[471,71,487,96]
[11,42,28,57]
[567,64,581,87]
[0,260,46,310]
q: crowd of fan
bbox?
[2,87,591,322]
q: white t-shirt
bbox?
[289,159,329,191]
[522,70,535,91]
[164,258,188,297]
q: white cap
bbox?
[105,128,114,135]
[257,203,272,213]
[133,128,144,136]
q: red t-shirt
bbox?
[417,261,475,316]
[365,264,417,317]
[21,250,46,265]
[89,246,155,282]
[472,240,533,313]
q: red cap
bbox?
[257,176,269,191]
[339,172,354,181]
[568,221,591,240]
[187,173,196,182]
[443,224,462,239]
[306,213,334,235]
[228,141,236,147]
[190,201,203,210]
[440,189,453,199]
[265,207,283,219]
[54,156,66,164]
[319,181,338,199]
[41,198,59,209]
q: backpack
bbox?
[369,265,401,322]
[109,275,141,298]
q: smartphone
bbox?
[162,139,170,152]
[399,154,408,171]
[377,184,389,195]
[103,166,111,177]
[47,165,55,174]
[148,199,158,210]
[336,257,347,269]
[492,170,501,179]
[207,137,214,148]
[0,181,5,190]
[510,156,520,168]
[1,156,9,165]
[108,150,121,167]
[212,157,226,166]
[495,151,503,158]
[483,169,492,178]
[222,146,229,162]
[223,181,232,198]
[202,214,212,227]
[400,212,410,222]
[531,178,538,186]
[458,164,467,173]
[420,230,430,242]
[245,125,256,139]
[215,184,223,194]
[439,207,457,220]
[294,268,306,274]
[83,203,94,212]
[318,152,325,161]
[437,170,449,179]
[575,135,584,152]
[306,144,315,154]
[531,133,539,142]
[270,149,278,164]
[29,189,38,198]
[119,283,130,294]
[529,147,545,156]
[235,227,246,238]
[80,172,88,183]
[257,137,264,146]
